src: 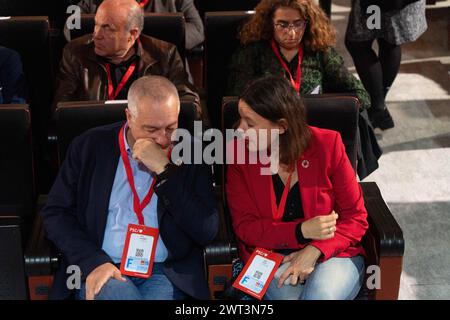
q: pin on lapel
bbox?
[301,159,309,168]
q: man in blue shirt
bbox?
[41,75,219,300]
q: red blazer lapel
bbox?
[245,142,321,221]
[247,163,273,220]
[298,151,318,220]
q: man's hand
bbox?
[85,263,126,300]
[132,138,170,174]
[301,211,338,240]
[277,245,322,288]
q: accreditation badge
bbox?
[233,248,283,300]
[119,224,159,278]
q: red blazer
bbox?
[226,126,368,264]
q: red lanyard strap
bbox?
[105,61,137,100]
[271,39,303,93]
[139,0,150,7]
[119,125,156,225]
[270,171,293,221]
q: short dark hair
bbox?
[239,75,311,167]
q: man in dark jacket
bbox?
[42,75,218,300]
[54,0,201,116]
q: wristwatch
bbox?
[155,162,179,185]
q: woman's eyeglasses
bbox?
[274,20,307,32]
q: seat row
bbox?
[0,95,404,300]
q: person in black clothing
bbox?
[0,46,26,104]
[345,0,427,130]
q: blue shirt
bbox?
[102,124,168,263]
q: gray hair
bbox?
[127,76,180,118]
[126,4,144,34]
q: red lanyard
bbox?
[105,61,137,100]
[270,171,293,221]
[271,39,303,93]
[119,125,156,226]
[139,0,150,7]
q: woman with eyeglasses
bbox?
[227,0,370,111]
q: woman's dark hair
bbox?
[239,75,311,167]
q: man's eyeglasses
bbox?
[274,20,307,32]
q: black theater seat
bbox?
[0,16,54,193]
[0,0,72,28]
[0,17,53,131]
[194,0,260,19]
[204,11,252,129]
[0,105,34,300]
[0,105,35,241]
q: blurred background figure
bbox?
[0,45,27,104]
[345,0,427,130]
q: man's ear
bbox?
[130,28,139,42]
[125,108,132,123]
[277,119,288,135]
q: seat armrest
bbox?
[360,182,404,257]
[204,241,238,299]
[0,216,28,299]
[24,207,60,277]
[360,181,404,300]
[186,44,204,57]
[204,241,238,266]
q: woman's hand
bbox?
[301,211,338,240]
[277,245,322,288]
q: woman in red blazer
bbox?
[226,75,369,300]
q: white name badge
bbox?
[119,224,159,278]
[233,248,283,300]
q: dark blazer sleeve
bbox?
[154,162,219,246]
[40,135,113,279]
[309,132,369,261]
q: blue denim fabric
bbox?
[76,263,187,300]
[264,255,365,300]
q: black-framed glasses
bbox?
[274,20,307,32]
